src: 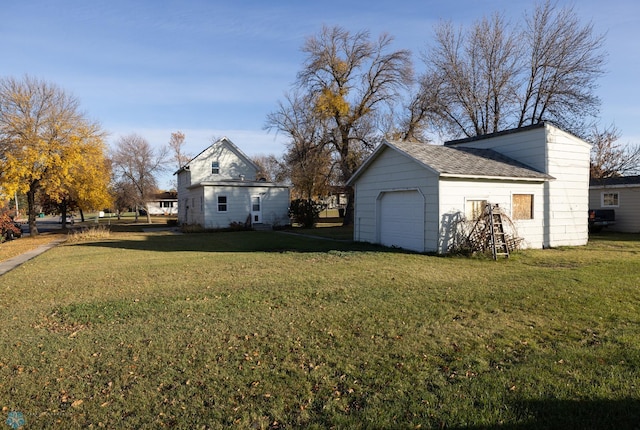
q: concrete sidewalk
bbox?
[0,238,67,276]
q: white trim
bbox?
[600,191,620,208]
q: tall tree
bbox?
[168,131,192,190]
[409,1,606,139]
[589,124,640,179]
[0,75,108,235]
[267,91,332,202]
[267,25,412,224]
[111,134,168,223]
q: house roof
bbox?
[590,175,640,188]
[174,136,259,175]
[347,139,554,185]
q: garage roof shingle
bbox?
[387,140,553,180]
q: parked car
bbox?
[58,214,75,225]
[1,214,22,241]
[588,209,615,233]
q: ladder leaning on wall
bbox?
[488,204,509,259]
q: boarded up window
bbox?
[512,194,533,220]
[465,200,487,220]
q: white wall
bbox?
[202,184,290,229]
[188,139,258,184]
[352,146,439,251]
[438,179,546,253]
[451,124,591,247]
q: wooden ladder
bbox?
[488,204,509,259]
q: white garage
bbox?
[347,123,589,253]
[378,190,425,252]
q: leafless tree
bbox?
[589,124,640,178]
[168,131,191,171]
[251,154,288,183]
[167,131,191,190]
[267,25,412,224]
[267,91,332,201]
[410,1,606,140]
[517,1,606,134]
[110,134,169,222]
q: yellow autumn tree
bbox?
[0,76,110,235]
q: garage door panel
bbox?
[379,191,424,252]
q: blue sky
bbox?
[3,1,639,188]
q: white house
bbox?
[347,123,591,253]
[175,137,290,229]
[589,175,640,233]
[145,191,178,216]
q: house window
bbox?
[512,194,534,220]
[161,201,173,208]
[211,161,220,175]
[602,192,619,207]
[465,199,487,220]
[217,195,227,212]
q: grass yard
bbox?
[0,230,639,428]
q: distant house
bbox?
[175,137,290,229]
[145,191,178,216]
[589,175,640,233]
[347,123,591,253]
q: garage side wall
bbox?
[451,124,590,247]
[352,147,439,252]
[438,179,546,253]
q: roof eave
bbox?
[439,173,554,182]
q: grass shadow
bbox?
[450,398,640,429]
[68,230,412,255]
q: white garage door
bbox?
[379,190,424,252]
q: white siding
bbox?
[188,140,258,184]
[589,185,640,233]
[352,146,439,252]
[202,185,290,229]
[453,124,590,247]
[438,179,546,252]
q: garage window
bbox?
[512,194,533,220]
[465,199,487,220]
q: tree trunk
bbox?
[27,185,39,236]
[342,186,354,226]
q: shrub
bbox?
[67,225,111,242]
[289,199,326,228]
[0,213,21,242]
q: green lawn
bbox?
[0,231,639,429]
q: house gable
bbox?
[178,137,259,186]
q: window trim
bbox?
[601,191,619,208]
[464,198,488,221]
[217,195,228,212]
[211,161,220,175]
[512,193,534,220]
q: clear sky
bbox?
[3,1,639,189]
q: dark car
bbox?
[1,214,22,241]
[588,209,615,233]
